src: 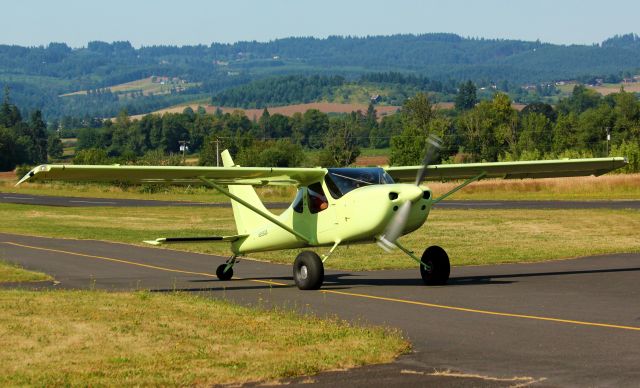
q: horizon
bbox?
[3,32,639,50]
[3,0,640,48]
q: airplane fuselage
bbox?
[232,169,433,254]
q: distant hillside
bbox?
[1,33,639,119]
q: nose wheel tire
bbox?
[293,251,324,290]
[216,264,233,281]
[420,245,450,285]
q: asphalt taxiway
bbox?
[1,232,638,387]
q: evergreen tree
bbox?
[47,133,64,160]
[455,81,477,111]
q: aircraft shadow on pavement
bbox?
[450,266,640,284]
[166,266,640,291]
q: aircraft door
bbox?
[308,181,338,235]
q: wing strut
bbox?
[198,176,311,243]
[432,171,487,204]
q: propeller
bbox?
[377,134,442,252]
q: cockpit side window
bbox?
[324,175,342,200]
[292,188,304,213]
[307,182,328,214]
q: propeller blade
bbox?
[414,134,443,185]
[377,201,412,251]
[378,135,442,252]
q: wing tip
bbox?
[143,238,165,246]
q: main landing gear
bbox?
[293,251,324,290]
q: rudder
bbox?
[221,150,271,235]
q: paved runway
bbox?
[3,191,640,209]
[1,232,638,386]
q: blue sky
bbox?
[2,0,638,47]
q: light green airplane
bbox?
[18,148,627,290]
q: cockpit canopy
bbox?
[324,167,395,199]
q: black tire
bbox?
[293,251,324,290]
[216,264,233,281]
[420,245,450,285]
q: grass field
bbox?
[0,288,407,386]
[3,173,640,202]
[60,76,199,98]
[1,203,638,270]
[0,250,407,385]
[0,260,51,282]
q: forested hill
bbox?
[1,33,640,119]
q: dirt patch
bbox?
[355,155,389,166]
[132,102,401,120]
[0,171,16,180]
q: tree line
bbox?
[2,34,640,120]
[2,83,639,174]
[0,89,62,171]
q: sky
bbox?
[1,0,639,48]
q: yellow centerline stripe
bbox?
[3,241,640,332]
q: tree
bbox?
[301,109,329,148]
[455,81,477,111]
[47,133,64,160]
[28,110,48,163]
[316,119,360,167]
[238,140,306,167]
[390,93,438,165]
[0,127,19,170]
[73,148,110,164]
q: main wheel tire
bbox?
[293,251,324,290]
[216,264,233,281]
[420,245,450,285]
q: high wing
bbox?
[17,164,327,187]
[386,157,628,182]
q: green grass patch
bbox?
[1,203,638,270]
[0,260,52,283]
[0,289,408,386]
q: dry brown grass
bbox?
[591,82,640,96]
[427,174,640,200]
[132,102,401,120]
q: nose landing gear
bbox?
[419,245,450,285]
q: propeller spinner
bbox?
[377,134,442,252]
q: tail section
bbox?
[221,150,272,234]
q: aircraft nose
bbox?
[390,185,423,203]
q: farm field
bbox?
[131,100,529,120]
[557,80,640,96]
[131,102,402,120]
[61,76,199,97]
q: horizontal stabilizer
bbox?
[144,234,248,246]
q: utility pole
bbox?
[215,137,220,167]
[179,140,190,165]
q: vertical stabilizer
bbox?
[221,150,272,234]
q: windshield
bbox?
[325,168,394,199]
